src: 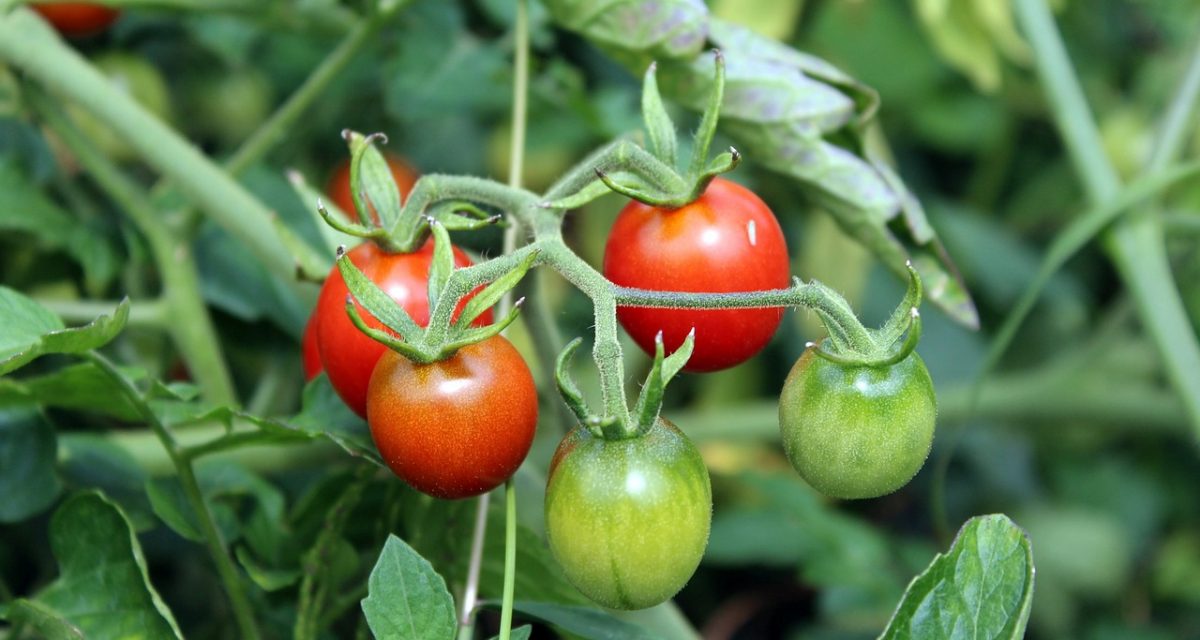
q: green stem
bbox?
[1014,0,1200,436]
[84,352,260,640]
[36,297,166,329]
[29,86,238,406]
[0,7,305,298]
[499,479,517,640]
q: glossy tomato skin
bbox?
[327,154,419,223]
[32,3,120,37]
[367,336,537,499]
[778,348,937,499]
[301,315,322,381]
[545,418,712,610]
[603,177,790,372]
[315,240,492,418]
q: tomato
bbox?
[778,348,937,499]
[301,315,322,381]
[185,68,273,148]
[31,3,120,37]
[314,240,492,418]
[327,153,419,223]
[603,177,790,372]
[545,418,711,609]
[367,335,537,499]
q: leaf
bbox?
[0,288,128,376]
[5,492,183,639]
[0,361,144,421]
[488,601,661,640]
[540,0,708,63]
[0,160,119,295]
[0,406,61,523]
[879,514,1034,640]
[487,624,533,640]
[361,534,458,640]
[235,545,303,591]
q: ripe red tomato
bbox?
[603,177,791,372]
[31,3,120,37]
[367,335,538,499]
[327,153,419,223]
[301,315,322,381]
[314,240,492,418]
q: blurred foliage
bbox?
[1,0,1199,638]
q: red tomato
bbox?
[31,3,120,37]
[302,315,322,381]
[314,240,492,418]
[603,177,791,372]
[327,154,419,223]
[367,335,538,499]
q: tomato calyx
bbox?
[545,51,739,211]
[337,219,539,364]
[556,328,696,440]
[814,261,925,368]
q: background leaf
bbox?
[361,534,458,640]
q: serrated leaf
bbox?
[6,492,182,639]
[0,406,61,523]
[0,288,128,376]
[880,514,1034,640]
[361,535,457,640]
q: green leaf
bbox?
[490,601,660,640]
[0,160,119,295]
[361,534,457,640]
[0,288,128,376]
[880,514,1034,640]
[541,0,707,63]
[5,492,183,639]
[0,406,61,523]
[0,362,143,421]
[487,624,533,640]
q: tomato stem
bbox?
[499,479,518,640]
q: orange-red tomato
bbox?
[367,335,537,499]
[32,3,120,37]
[314,241,492,418]
[603,177,791,372]
[327,154,419,223]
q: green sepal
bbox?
[345,130,402,229]
[554,338,593,425]
[541,179,614,210]
[453,249,540,330]
[335,247,423,342]
[874,262,923,348]
[426,219,454,317]
[593,168,671,207]
[343,296,429,364]
[316,199,388,241]
[631,330,695,435]
[687,49,725,179]
[427,200,503,231]
[438,299,524,358]
[641,62,677,168]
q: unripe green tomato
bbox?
[545,418,711,610]
[70,52,172,161]
[185,69,273,147]
[778,348,936,499]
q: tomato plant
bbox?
[366,334,537,499]
[301,315,321,381]
[603,177,791,372]
[68,52,171,162]
[778,347,937,500]
[327,153,418,222]
[313,240,492,418]
[31,2,119,36]
[544,418,712,610]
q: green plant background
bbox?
[1,0,1197,638]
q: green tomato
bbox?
[778,348,936,499]
[545,418,711,610]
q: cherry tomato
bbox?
[31,3,120,37]
[301,315,322,381]
[545,418,712,609]
[778,348,937,499]
[327,153,419,223]
[367,335,537,499]
[603,177,790,372]
[314,240,493,418]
